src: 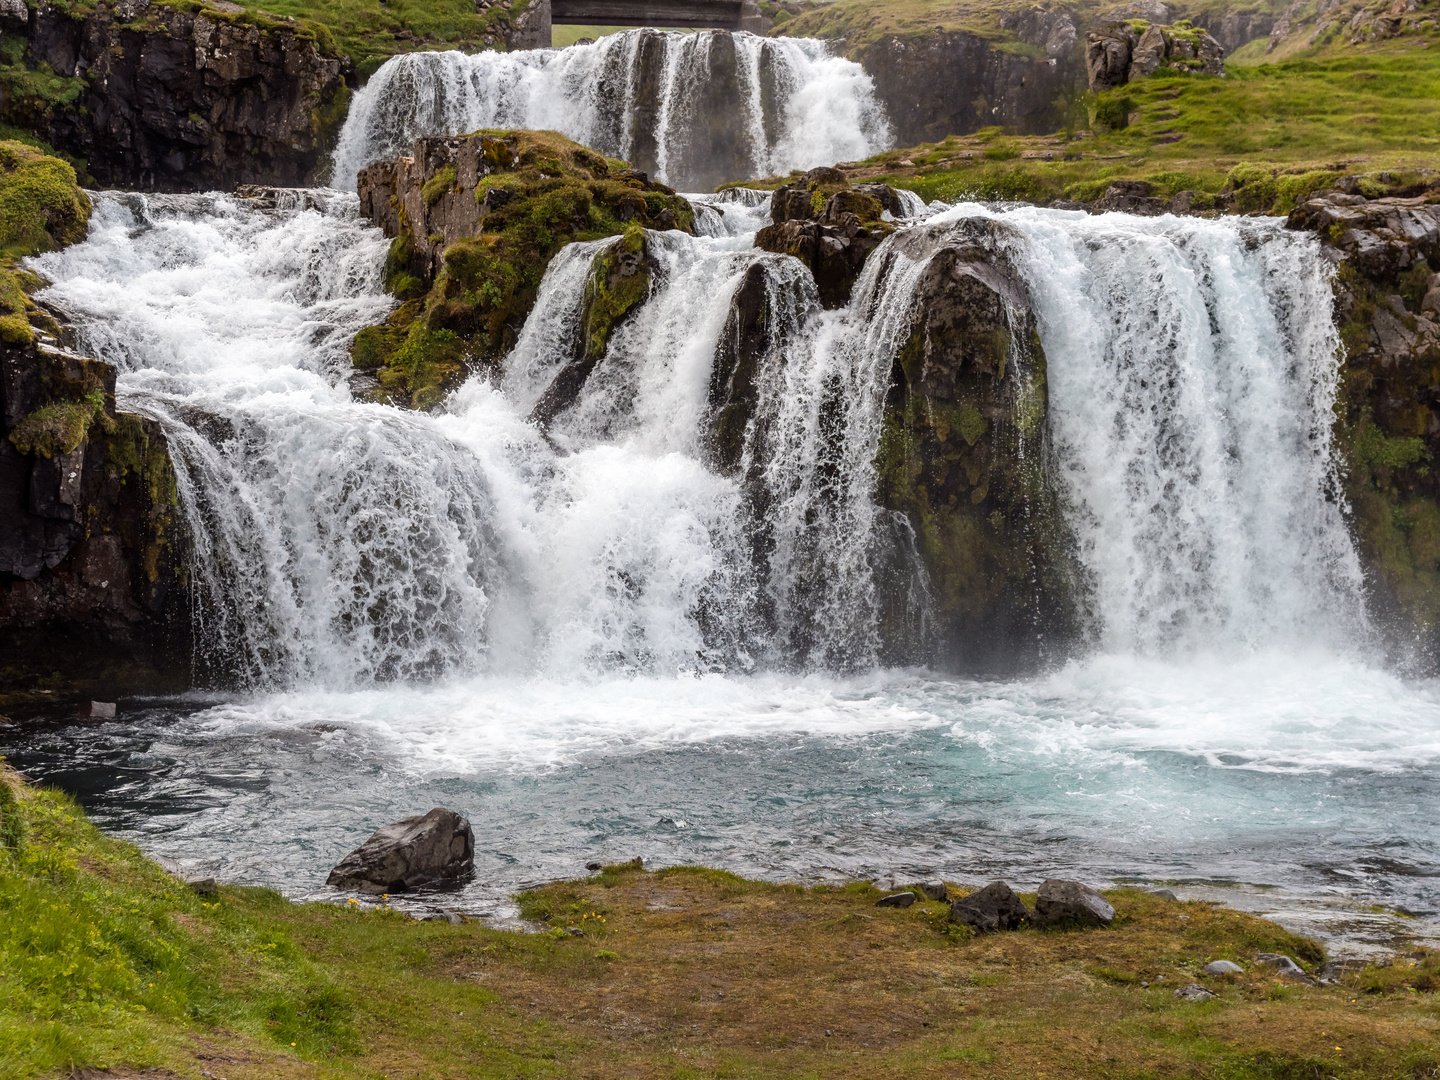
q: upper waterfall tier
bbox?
[330,31,893,193]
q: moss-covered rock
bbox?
[873,221,1081,671]
[0,143,187,697]
[354,129,695,410]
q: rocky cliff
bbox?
[0,141,187,699]
[1287,180,1440,666]
[0,0,348,191]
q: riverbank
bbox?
[3,764,1437,1080]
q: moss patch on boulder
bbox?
[353,129,693,410]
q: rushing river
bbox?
[3,183,1438,951]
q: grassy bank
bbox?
[730,32,1440,208]
[3,764,1438,1079]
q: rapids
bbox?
[7,190,1438,943]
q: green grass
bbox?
[4,763,1439,1080]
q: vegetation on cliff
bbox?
[2,763,1437,1079]
[355,129,693,410]
[0,140,88,349]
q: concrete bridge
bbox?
[507,0,768,48]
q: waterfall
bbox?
[329,31,892,192]
[989,206,1365,653]
[29,192,1365,687]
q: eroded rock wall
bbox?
[1287,186,1440,664]
[1,320,188,696]
[0,1,347,191]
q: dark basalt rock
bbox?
[874,218,1081,671]
[949,880,1032,933]
[1033,879,1115,928]
[327,808,476,894]
[0,4,347,191]
[1092,180,1166,216]
[1,323,189,697]
[754,178,893,308]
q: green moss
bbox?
[0,140,90,258]
[358,130,693,409]
[8,388,106,458]
[580,226,651,362]
[421,163,457,208]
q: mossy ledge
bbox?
[354,129,695,411]
[2,761,1437,1079]
[0,141,188,703]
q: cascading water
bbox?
[12,193,1440,936]
[330,31,892,192]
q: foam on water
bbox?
[329,32,891,191]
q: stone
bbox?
[875,891,917,908]
[326,808,475,894]
[949,880,1032,933]
[586,861,603,871]
[1094,181,1167,215]
[78,701,117,719]
[919,880,948,901]
[1149,888,1179,901]
[1255,953,1312,981]
[1173,983,1216,1001]
[1202,960,1244,975]
[1033,879,1116,928]
[188,877,219,898]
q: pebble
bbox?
[1173,983,1216,1002]
[875,891,917,908]
[1202,960,1245,975]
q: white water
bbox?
[330,31,892,191]
[20,193,1440,928]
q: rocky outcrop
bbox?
[353,129,694,409]
[0,140,187,697]
[1086,19,1224,92]
[1287,180,1440,664]
[326,808,475,894]
[1,316,188,696]
[874,218,1081,672]
[0,1,348,191]
[754,167,894,308]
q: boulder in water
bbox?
[326,808,475,894]
[1033,879,1115,928]
[949,880,1032,932]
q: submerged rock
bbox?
[327,808,476,894]
[949,880,1031,932]
[1033,879,1115,928]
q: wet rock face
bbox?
[2,4,346,191]
[1286,186,1440,661]
[874,220,1080,672]
[754,171,894,308]
[327,808,476,894]
[0,323,188,695]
